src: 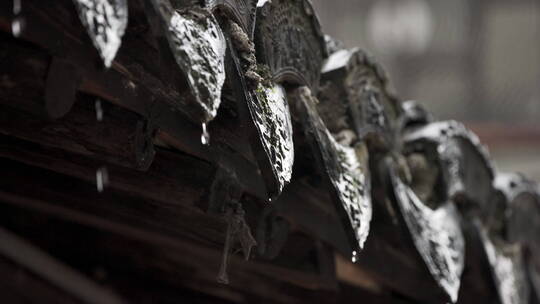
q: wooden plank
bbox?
[0,255,80,304]
[0,185,339,303]
[0,227,125,304]
[0,3,267,198]
[0,134,214,208]
[0,98,156,171]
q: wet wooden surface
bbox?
[0,0,524,303]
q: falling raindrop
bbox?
[96,167,109,193]
[12,0,24,38]
[95,99,103,122]
[11,17,23,37]
[351,250,358,263]
[13,0,21,14]
[201,122,210,145]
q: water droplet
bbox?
[351,250,358,263]
[123,79,136,90]
[95,99,103,122]
[11,17,24,37]
[12,0,23,38]
[201,122,210,145]
[13,0,21,15]
[96,167,109,193]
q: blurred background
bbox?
[311,0,540,181]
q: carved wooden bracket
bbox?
[404,121,495,214]
[72,0,128,68]
[292,86,372,254]
[320,48,401,152]
[205,0,257,38]
[387,160,465,303]
[494,173,540,303]
[254,0,328,89]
